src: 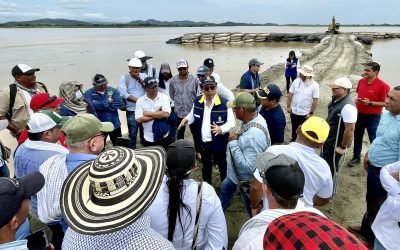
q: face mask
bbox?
[75,90,83,101]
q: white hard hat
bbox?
[134,50,152,60]
[128,58,142,68]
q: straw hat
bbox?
[60,146,166,235]
[298,65,314,77]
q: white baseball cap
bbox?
[176,59,188,68]
[27,110,69,133]
[328,77,352,89]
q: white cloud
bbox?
[61,0,94,9]
[83,12,109,20]
[0,0,16,12]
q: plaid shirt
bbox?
[169,74,199,118]
[264,212,366,249]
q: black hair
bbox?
[166,169,192,245]
[393,86,400,91]
[365,61,380,72]
[158,71,172,90]
[27,131,45,141]
[288,50,297,61]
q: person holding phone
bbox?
[0,172,45,248]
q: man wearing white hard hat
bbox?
[323,77,357,176]
[287,65,319,142]
[134,50,158,79]
[118,58,146,149]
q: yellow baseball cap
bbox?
[300,116,330,143]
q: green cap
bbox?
[61,113,114,144]
[227,92,256,109]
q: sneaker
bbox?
[348,157,360,167]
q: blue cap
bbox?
[200,75,216,86]
[143,77,158,89]
[256,84,282,102]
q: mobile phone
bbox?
[116,137,131,148]
[25,228,50,250]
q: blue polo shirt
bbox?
[66,153,97,174]
[259,104,286,144]
[368,111,400,168]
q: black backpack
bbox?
[6,82,48,120]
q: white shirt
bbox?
[341,104,358,123]
[185,95,235,142]
[260,143,333,207]
[144,176,228,250]
[157,79,175,107]
[135,92,171,142]
[233,207,324,250]
[19,88,37,116]
[372,161,400,250]
[289,78,319,115]
[211,72,221,83]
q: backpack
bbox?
[6,82,48,120]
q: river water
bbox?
[0,26,399,158]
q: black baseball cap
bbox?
[256,84,283,102]
[203,58,215,67]
[93,74,108,86]
[0,172,45,228]
[166,140,195,177]
[11,64,40,77]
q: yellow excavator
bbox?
[327,16,340,34]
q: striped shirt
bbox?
[169,74,199,118]
[368,111,400,168]
[233,207,324,250]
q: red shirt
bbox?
[356,77,390,115]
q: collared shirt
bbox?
[169,74,199,118]
[144,176,228,250]
[0,240,28,250]
[185,95,235,142]
[227,114,269,183]
[259,104,286,144]
[263,142,332,207]
[118,73,147,111]
[66,153,98,174]
[135,92,171,142]
[83,86,121,128]
[289,78,319,115]
[372,161,400,249]
[233,207,324,250]
[368,111,400,168]
[0,83,46,132]
[14,140,68,215]
[62,215,174,250]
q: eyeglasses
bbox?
[178,68,187,71]
[42,95,58,107]
[203,85,215,91]
[197,74,206,78]
[89,132,105,142]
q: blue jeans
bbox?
[360,162,387,243]
[0,162,10,177]
[220,177,252,217]
[126,111,143,149]
[374,238,386,250]
[353,113,381,158]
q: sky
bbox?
[0,0,399,25]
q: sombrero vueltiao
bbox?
[60,146,166,235]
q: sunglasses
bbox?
[178,67,187,71]
[203,85,215,91]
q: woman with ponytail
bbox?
[145,140,228,249]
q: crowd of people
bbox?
[0,50,398,250]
